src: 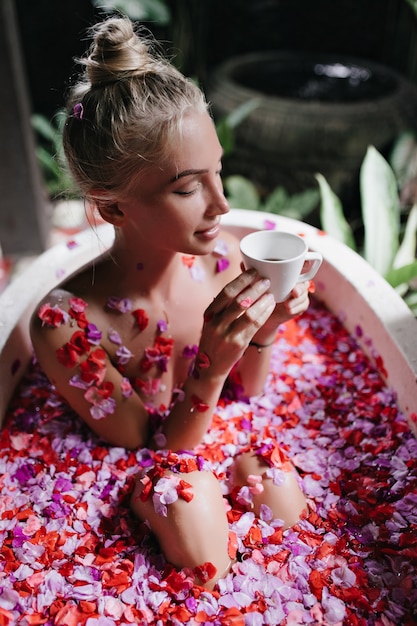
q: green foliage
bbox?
[404,0,417,19]
[391,203,417,296]
[316,174,356,250]
[317,143,417,314]
[386,259,417,287]
[215,99,261,156]
[262,186,319,220]
[389,131,417,189]
[224,175,319,222]
[216,99,319,221]
[32,110,77,199]
[91,0,171,24]
[215,98,319,223]
[223,176,260,210]
[360,146,400,276]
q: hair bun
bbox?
[84,17,155,85]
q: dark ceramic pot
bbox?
[208,51,417,203]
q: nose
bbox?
[205,178,230,217]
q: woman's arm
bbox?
[213,231,311,397]
[234,282,310,396]
[148,268,273,449]
[30,297,150,450]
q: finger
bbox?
[204,269,260,319]
[287,299,309,317]
[229,293,276,338]
[208,276,272,330]
[283,283,308,308]
[290,282,308,298]
[285,290,310,315]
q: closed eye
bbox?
[174,186,200,196]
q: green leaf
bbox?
[280,188,320,219]
[32,114,58,143]
[393,203,417,268]
[316,173,356,249]
[216,99,260,156]
[223,98,261,129]
[360,146,400,275]
[385,260,417,288]
[403,0,417,20]
[32,111,66,155]
[215,119,234,155]
[36,146,61,178]
[262,187,289,214]
[92,0,171,24]
[224,175,260,210]
[389,131,417,187]
[404,290,417,316]
[261,186,318,220]
[391,204,417,296]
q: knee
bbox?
[231,451,265,485]
[130,469,225,524]
[231,452,307,527]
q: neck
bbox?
[107,228,187,300]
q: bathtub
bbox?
[1,208,416,434]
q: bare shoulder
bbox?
[29,259,103,350]
[30,287,83,362]
[30,254,113,333]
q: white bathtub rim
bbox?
[0,224,115,351]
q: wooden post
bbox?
[0,0,50,256]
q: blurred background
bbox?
[15,0,417,118]
[2,0,417,297]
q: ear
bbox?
[96,201,126,226]
[89,191,126,226]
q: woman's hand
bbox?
[248,280,311,346]
[198,269,276,377]
[161,270,276,449]
[163,274,311,448]
[265,281,311,329]
[234,279,311,397]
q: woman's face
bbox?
[117,110,230,256]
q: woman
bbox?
[30,16,309,588]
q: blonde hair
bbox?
[63,17,207,202]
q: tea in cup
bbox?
[240,230,323,302]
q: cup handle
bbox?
[297,252,323,282]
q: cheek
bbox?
[126,195,200,240]
[153,211,193,243]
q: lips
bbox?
[195,221,220,239]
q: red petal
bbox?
[194,561,217,583]
[132,308,149,331]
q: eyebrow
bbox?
[169,168,208,183]
[169,153,224,184]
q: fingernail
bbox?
[239,296,253,308]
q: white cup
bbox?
[240,230,323,302]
